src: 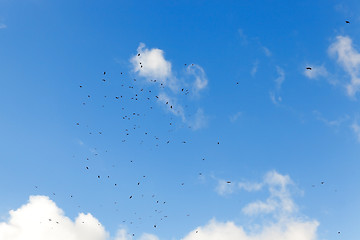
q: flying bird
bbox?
[306,67,312,70]
[346,20,350,23]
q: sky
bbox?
[0,0,360,239]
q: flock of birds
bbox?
[33,21,354,236]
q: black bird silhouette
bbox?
[346,20,350,23]
[104,72,106,75]
[306,67,312,70]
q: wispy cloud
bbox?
[313,110,349,127]
[303,65,329,80]
[269,66,285,105]
[251,60,259,77]
[351,120,360,142]
[186,64,208,94]
[130,43,208,130]
[229,112,242,123]
[262,46,272,57]
[275,66,285,90]
[0,23,6,29]
[328,35,360,97]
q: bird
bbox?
[346,20,350,23]
[227,181,231,184]
[103,72,106,75]
[306,67,312,70]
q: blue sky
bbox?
[1,1,360,240]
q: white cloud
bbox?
[130,43,177,90]
[303,65,328,80]
[130,43,208,129]
[187,171,318,240]
[328,35,360,97]
[3,171,319,240]
[0,23,6,29]
[351,120,360,142]
[186,64,208,93]
[216,171,295,216]
[242,171,295,216]
[182,218,319,240]
[0,196,109,240]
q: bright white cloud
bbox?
[242,171,295,216]
[130,43,177,90]
[3,171,319,240]
[303,65,328,80]
[328,35,360,97]
[0,196,109,240]
[188,171,318,240]
[216,171,296,216]
[182,218,318,240]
